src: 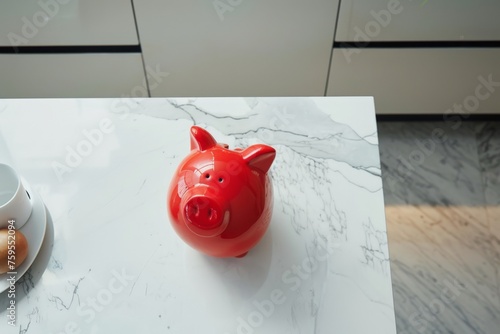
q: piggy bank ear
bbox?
[190,126,217,151]
[242,145,276,173]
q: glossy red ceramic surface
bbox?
[167,126,276,258]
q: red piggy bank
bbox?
[167,126,276,258]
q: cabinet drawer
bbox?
[327,48,500,114]
[336,0,500,42]
[133,0,339,96]
[0,54,146,98]
[0,0,138,46]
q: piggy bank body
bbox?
[167,126,276,258]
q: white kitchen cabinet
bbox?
[132,0,339,96]
[331,0,500,114]
[327,48,500,114]
[0,54,146,98]
[0,0,138,46]
[336,0,500,42]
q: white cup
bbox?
[0,163,34,229]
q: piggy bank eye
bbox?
[218,177,224,183]
[205,173,210,179]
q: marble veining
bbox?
[0,97,395,334]
[476,122,500,206]
[379,121,500,334]
[379,122,486,207]
[476,123,500,249]
[361,218,390,276]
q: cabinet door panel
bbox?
[0,54,146,98]
[336,0,500,42]
[0,1,138,46]
[327,48,500,114]
[133,0,339,96]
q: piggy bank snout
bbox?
[185,197,221,227]
[182,194,229,237]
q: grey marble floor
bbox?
[378,121,500,334]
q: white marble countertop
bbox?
[0,97,396,334]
